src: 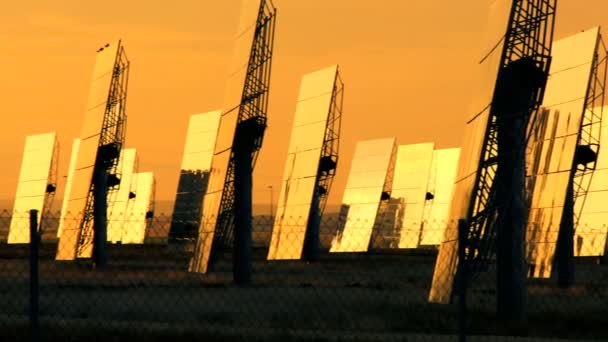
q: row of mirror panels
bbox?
[56,40,122,261]
[363,145,461,250]
[5,131,458,250]
[268,65,339,260]
[330,137,397,253]
[429,0,513,304]
[8,132,59,244]
[190,0,270,273]
[54,141,154,245]
[164,67,459,260]
[526,27,600,278]
[165,122,459,258]
[382,144,461,249]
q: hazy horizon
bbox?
[0,198,346,217]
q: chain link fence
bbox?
[0,210,606,341]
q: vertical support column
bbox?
[233,144,253,285]
[556,179,575,287]
[495,108,527,322]
[92,165,108,269]
[457,219,468,342]
[29,209,40,342]
[493,57,546,322]
[303,186,321,262]
[233,117,265,285]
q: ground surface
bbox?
[0,242,606,341]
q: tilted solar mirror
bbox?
[169,111,222,243]
[107,148,138,243]
[330,138,397,253]
[575,106,608,257]
[57,139,80,239]
[419,147,461,246]
[429,0,556,322]
[56,40,129,268]
[189,0,276,284]
[267,65,343,261]
[526,27,607,284]
[123,172,155,244]
[391,143,435,249]
[8,132,59,244]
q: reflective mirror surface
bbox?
[56,41,121,260]
[124,172,155,244]
[430,0,513,303]
[8,132,58,244]
[420,148,461,246]
[268,65,338,260]
[526,27,599,278]
[58,139,80,238]
[107,149,138,243]
[392,143,435,248]
[170,111,221,241]
[330,138,397,253]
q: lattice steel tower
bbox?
[458,0,556,320]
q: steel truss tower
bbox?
[573,35,608,225]
[555,33,607,286]
[209,1,276,279]
[77,42,130,266]
[302,68,344,261]
[458,0,556,320]
[317,70,344,219]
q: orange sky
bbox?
[1,0,606,213]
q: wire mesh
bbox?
[0,209,605,341]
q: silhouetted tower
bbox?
[189,0,276,285]
[56,40,129,268]
[468,1,555,321]
[428,0,556,322]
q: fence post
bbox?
[29,209,40,342]
[457,219,468,342]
